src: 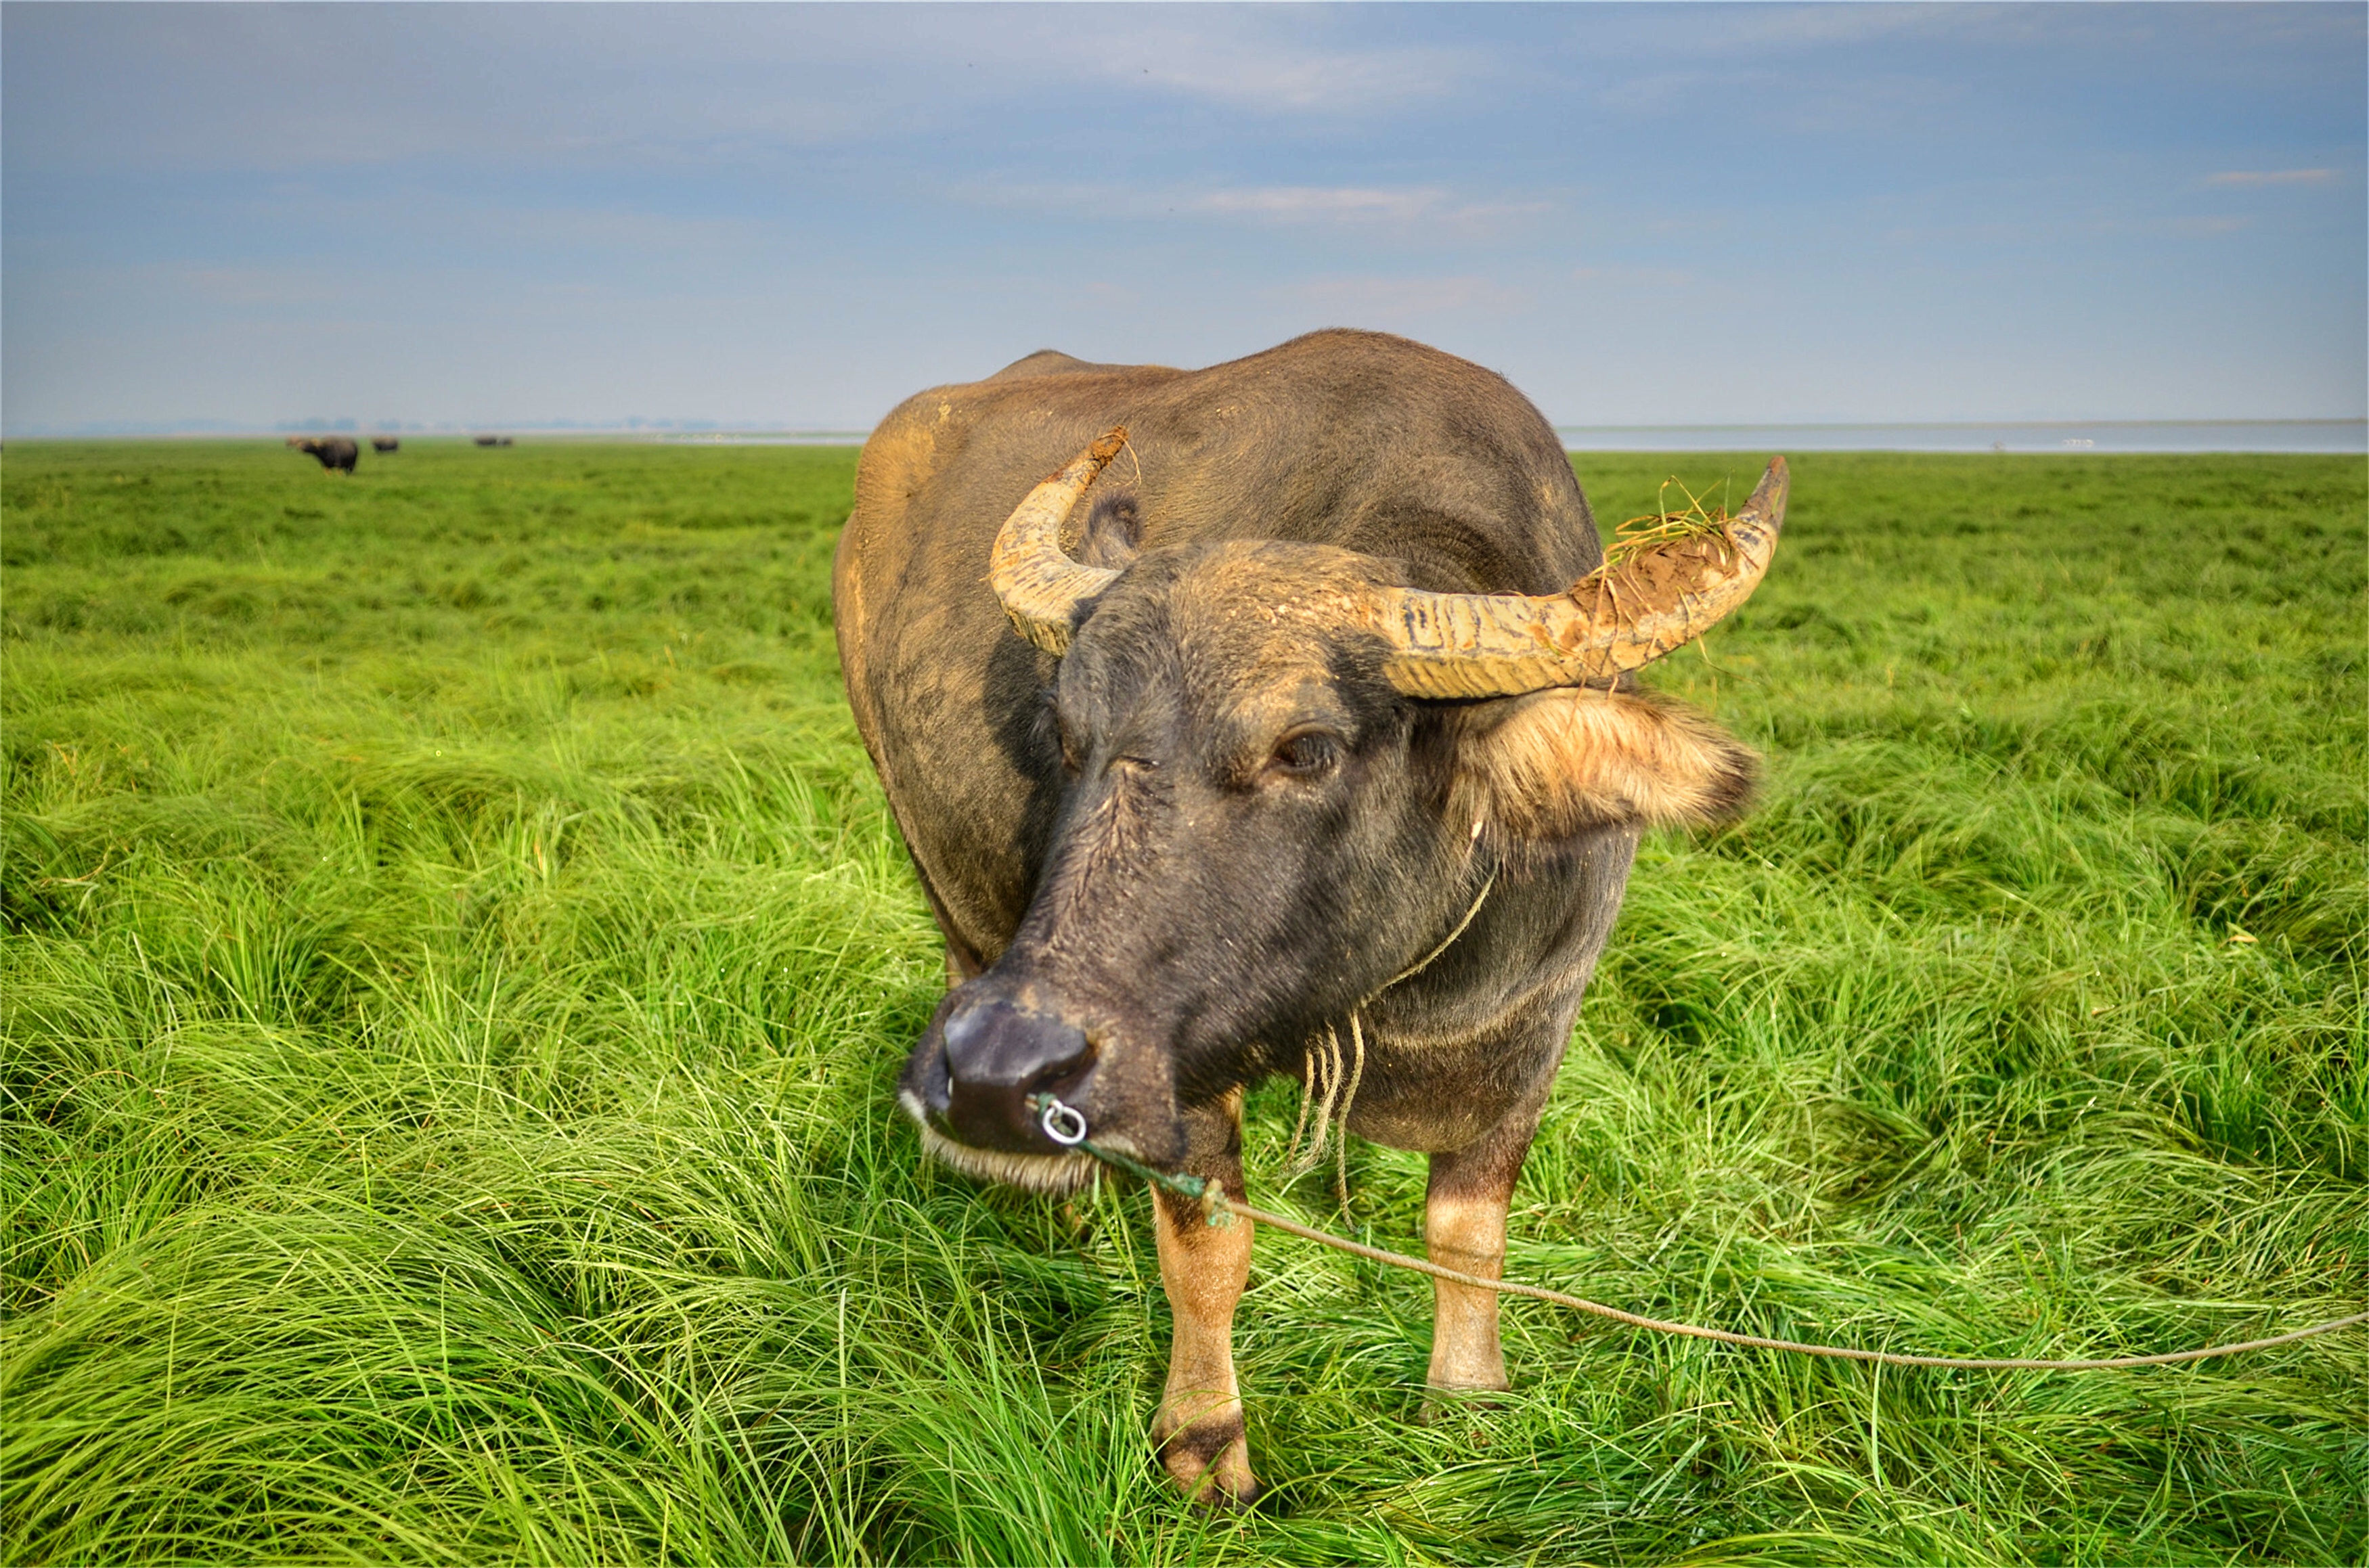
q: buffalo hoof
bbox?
[1155,1410,1260,1510]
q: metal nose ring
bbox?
[1035,1095,1089,1147]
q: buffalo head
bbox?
[901,429,1783,1188]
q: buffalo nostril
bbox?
[939,997,1096,1151]
[920,1045,953,1117]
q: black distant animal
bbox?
[371,436,401,453]
[836,330,1787,1505]
[286,436,358,474]
[472,434,514,447]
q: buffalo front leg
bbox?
[1150,1090,1258,1507]
[1423,1093,1548,1394]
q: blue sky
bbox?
[5,2,2362,433]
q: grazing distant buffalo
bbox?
[836,330,1786,1504]
[472,434,514,447]
[286,436,358,474]
[372,436,401,453]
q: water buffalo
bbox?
[285,435,358,474]
[371,436,401,453]
[834,329,1785,1505]
[472,434,514,447]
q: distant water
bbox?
[15,420,2362,452]
[652,430,871,446]
[1554,420,2366,454]
[647,422,2366,453]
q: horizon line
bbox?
[10,416,2367,441]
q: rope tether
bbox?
[1281,867,1496,1203]
[1027,1095,2367,1373]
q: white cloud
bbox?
[1191,185,1445,222]
[960,179,1547,236]
[5,6,1511,179]
[1185,186,1547,233]
[1103,28,1490,114]
[1594,63,1970,138]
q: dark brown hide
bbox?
[839,332,1625,964]
[286,436,358,474]
[835,330,1763,1504]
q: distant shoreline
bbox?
[7,419,2362,455]
[1551,420,2368,454]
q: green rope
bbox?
[1028,1094,1232,1224]
[1087,1137,1231,1218]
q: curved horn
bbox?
[1371,456,1788,698]
[989,426,1128,654]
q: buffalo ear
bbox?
[1453,687,1757,845]
[1077,490,1144,571]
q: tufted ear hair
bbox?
[1451,686,1758,846]
[1076,489,1145,571]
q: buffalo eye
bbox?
[1266,727,1342,781]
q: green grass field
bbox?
[5,437,2364,1566]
